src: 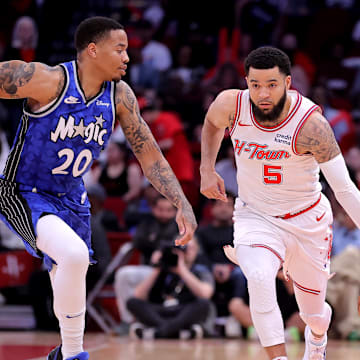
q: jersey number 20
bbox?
[52,149,93,177]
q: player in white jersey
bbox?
[200,46,360,360]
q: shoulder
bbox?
[114,80,139,116]
[211,89,240,110]
[27,63,65,107]
[207,89,242,129]
[296,109,341,162]
[114,80,131,105]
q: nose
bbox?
[122,51,130,64]
[259,87,270,99]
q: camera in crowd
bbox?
[160,245,179,269]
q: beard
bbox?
[250,90,287,123]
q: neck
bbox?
[76,59,105,100]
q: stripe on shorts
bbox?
[293,280,320,295]
[0,181,38,254]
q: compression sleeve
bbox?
[319,154,360,228]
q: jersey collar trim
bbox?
[250,91,301,132]
[72,60,106,107]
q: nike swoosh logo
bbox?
[66,313,82,319]
[316,212,326,222]
[64,96,80,104]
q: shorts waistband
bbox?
[275,195,321,220]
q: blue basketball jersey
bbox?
[3,60,116,205]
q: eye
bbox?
[252,84,259,89]
[269,83,277,88]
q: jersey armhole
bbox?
[292,105,321,155]
[23,65,69,118]
[229,90,243,136]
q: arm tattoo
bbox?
[123,85,135,113]
[296,111,341,162]
[0,62,35,97]
[147,160,183,208]
[116,81,192,211]
[51,66,65,102]
[121,115,160,154]
[147,160,196,229]
[229,111,236,130]
[116,81,161,155]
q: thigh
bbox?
[288,248,329,315]
[233,206,286,262]
[235,243,284,279]
[36,214,89,269]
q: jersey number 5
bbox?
[52,148,93,177]
[263,164,282,184]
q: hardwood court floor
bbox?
[1,331,360,360]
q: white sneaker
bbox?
[303,326,327,360]
[223,245,239,265]
[179,324,204,339]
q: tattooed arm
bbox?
[115,81,197,245]
[200,89,238,201]
[0,60,64,111]
[297,110,360,229]
[295,110,341,162]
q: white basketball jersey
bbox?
[230,89,322,216]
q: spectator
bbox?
[196,195,253,338]
[138,19,172,73]
[215,141,238,196]
[123,182,160,231]
[311,85,356,154]
[3,16,38,62]
[127,236,214,339]
[141,95,195,205]
[2,16,39,145]
[90,141,143,201]
[113,196,179,334]
[86,183,123,232]
[327,215,360,340]
[331,206,360,257]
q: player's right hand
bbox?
[200,170,227,202]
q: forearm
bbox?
[133,267,161,300]
[320,154,360,228]
[200,118,225,173]
[180,268,214,299]
[143,156,189,209]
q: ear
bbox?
[285,75,291,90]
[87,43,97,58]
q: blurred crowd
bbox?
[0,0,360,342]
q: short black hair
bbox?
[244,46,291,76]
[74,16,124,52]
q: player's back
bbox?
[2,61,116,205]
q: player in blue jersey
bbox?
[0,17,197,360]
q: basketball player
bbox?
[200,46,360,360]
[0,17,196,360]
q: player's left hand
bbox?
[175,201,197,246]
